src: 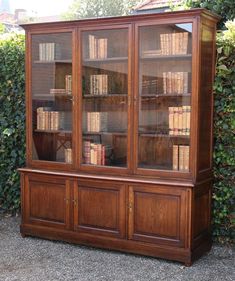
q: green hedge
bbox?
[213,21,235,243]
[0,34,25,213]
[0,24,234,242]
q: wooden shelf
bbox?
[34,59,72,64]
[140,93,191,98]
[139,133,190,138]
[140,54,192,60]
[138,164,172,170]
[83,57,128,63]
[83,94,127,98]
[34,129,72,134]
[83,131,127,135]
[33,94,72,100]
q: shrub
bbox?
[213,20,235,243]
[0,34,25,213]
[184,0,235,28]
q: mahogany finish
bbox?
[19,9,219,265]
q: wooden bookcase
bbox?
[19,9,220,265]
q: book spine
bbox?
[173,107,179,135]
[183,32,188,54]
[65,75,72,94]
[173,145,179,170]
[94,144,98,165]
[178,106,183,135]
[39,43,43,61]
[186,106,191,136]
[183,72,188,94]
[45,43,49,61]
[184,145,189,171]
[90,144,95,164]
[65,148,72,164]
[172,33,175,55]
[89,35,94,59]
[94,37,98,59]
[84,141,91,164]
[182,106,187,135]
[168,107,174,135]
[163,72,166,94]
[179,145,184,171]
[97,144,102,165]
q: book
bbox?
[173,107,179,135]
[65,148,72,163]
[39,43,56,61]
[168,107,174,135]
[179,145,185,171]
[83,141,111,166]
[178,106,183,135]
[37,107,51,130]
[162,71,189,94]
[90,74,108,95]
[160,32,189,55]
[183,145,189,171]
[168,106,191,136]
[173,145,179,170]
[36,108,71,131]
[88,35,108,59]
[86,112,108,132]
[173,145,190,171]
[186,106,191,135]
[65,75,72,94]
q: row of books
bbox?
[88,35,108,59]
[83,141,111,165]
[90,74,108,95]
[36,107,71,131]
[86,112,108,132]
[173,145,189,171]
[65,148,72,164]
[39,43,57,61]
[160,32,189,55]
[163,72,189,95]
[168,106,191,135]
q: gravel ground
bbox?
[0,216,234,281]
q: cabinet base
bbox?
[20,223,212,266]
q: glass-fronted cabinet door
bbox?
[31,32,73,164]
[137,23,192,172]
[81,27,130,170]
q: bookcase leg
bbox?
[21,232,26,238]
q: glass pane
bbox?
[138,23,192,171]
[31,33,73,163]
[82,29,128,167]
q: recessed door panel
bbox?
[74,180,126,238]
[24,174,70,229]
[128,185,188,247]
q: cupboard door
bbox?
[74,180,126,238]
[80,26,132,172]
[136,23,192,173]
[30,32,73,165]
[128,185,188,247]
[24,174,71,229]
